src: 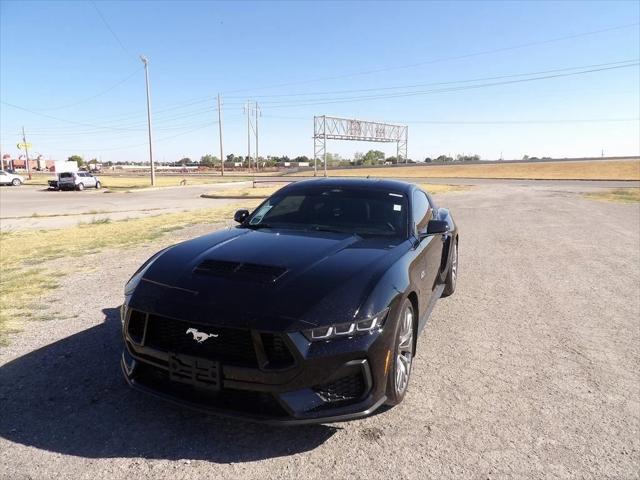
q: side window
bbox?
[270,195,304,217]
[412,190,431,233]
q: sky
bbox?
[1,0,639,163]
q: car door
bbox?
[85,173,96,187]
[412,189,444,308]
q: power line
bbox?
[222,22,640,94]
[30,67,142,111]
[224,59,638,99]
[91,0,133,59]
[259,115,640,124]
[255,62,639,109]
[2,59,635,139]
[61,121,218,152]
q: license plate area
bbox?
[168,353,220,391]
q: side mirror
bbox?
[234,209,249,223]
[422,220,449,237]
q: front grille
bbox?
[135,363,287,417]
[194,259,287,284]
[144,314,258,367]
[127,310,146,343]
[261,333,295,368]
[314,373,366,403]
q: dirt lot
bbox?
[0,184,639,479]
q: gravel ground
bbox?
[0,184,639,479]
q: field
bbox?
[292,159,640,180]
[201,182,468,198]
[25,172,250,190]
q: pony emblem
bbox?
[186,327,219,343]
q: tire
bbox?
[77,183,84,191]
[11,178,21,186]
[441,239,458,298]
[385,298,416,406]
[95,181,101,189]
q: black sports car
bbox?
[121,178,458,424]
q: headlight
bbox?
[303,308,389,342]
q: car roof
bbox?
[280,177,416,195]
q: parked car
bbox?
[121,178,459,424]
[57,171,101,191]
[0,170,25,186]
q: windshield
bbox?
[245,187,408,238]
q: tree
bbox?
[522,155,530,161]
[178,157,191,165]
[226,154,235,163]
[362,150,385,165]
[293,155,310,163]
[424,157,433,163]
[200,154,219,167]
[435,155,453,163]
[385,156,398,164]
[456,154,481,162]
[68,155,84,166]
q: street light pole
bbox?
[140,56,156,186]
[22,126,32,180]
[217,94,224,176]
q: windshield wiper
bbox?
[242,223,273,229]
[309,225,358,235]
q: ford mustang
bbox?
[121,178,458,424]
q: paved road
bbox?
[1,177,638,230]
[0,183,250,230]
[1,184,638,479]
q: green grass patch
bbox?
[584,188,640,204]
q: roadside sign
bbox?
[17,142,32,150]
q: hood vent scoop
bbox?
[194,259,287,284]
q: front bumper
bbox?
[121,309,394,424]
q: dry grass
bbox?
[291,159,640,180]
[203,182,466,198]
[0,203,259,343]
[25,173,250,190]
[584,188,640,204]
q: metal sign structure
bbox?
[313,115,408,176]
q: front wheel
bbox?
[441,239,458,298]
[11,178,22,186]
[385,298,415,406]
[95,181,101,189]
[77,183,84,191]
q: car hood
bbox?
[129,227,408,331]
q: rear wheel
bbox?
[385,298,415,406]
[95,181,101,189]
[77,183,84,191]
[442,239,458,298]
[11,178,21,186]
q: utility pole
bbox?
[217,94,224,176]
[323,115,327,177]
[245,101,251,172]
[22,126,32,180]
[140,56,156,186]
[255,102,260,172]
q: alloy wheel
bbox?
[395,305,414,395]
[451,243,458,287]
